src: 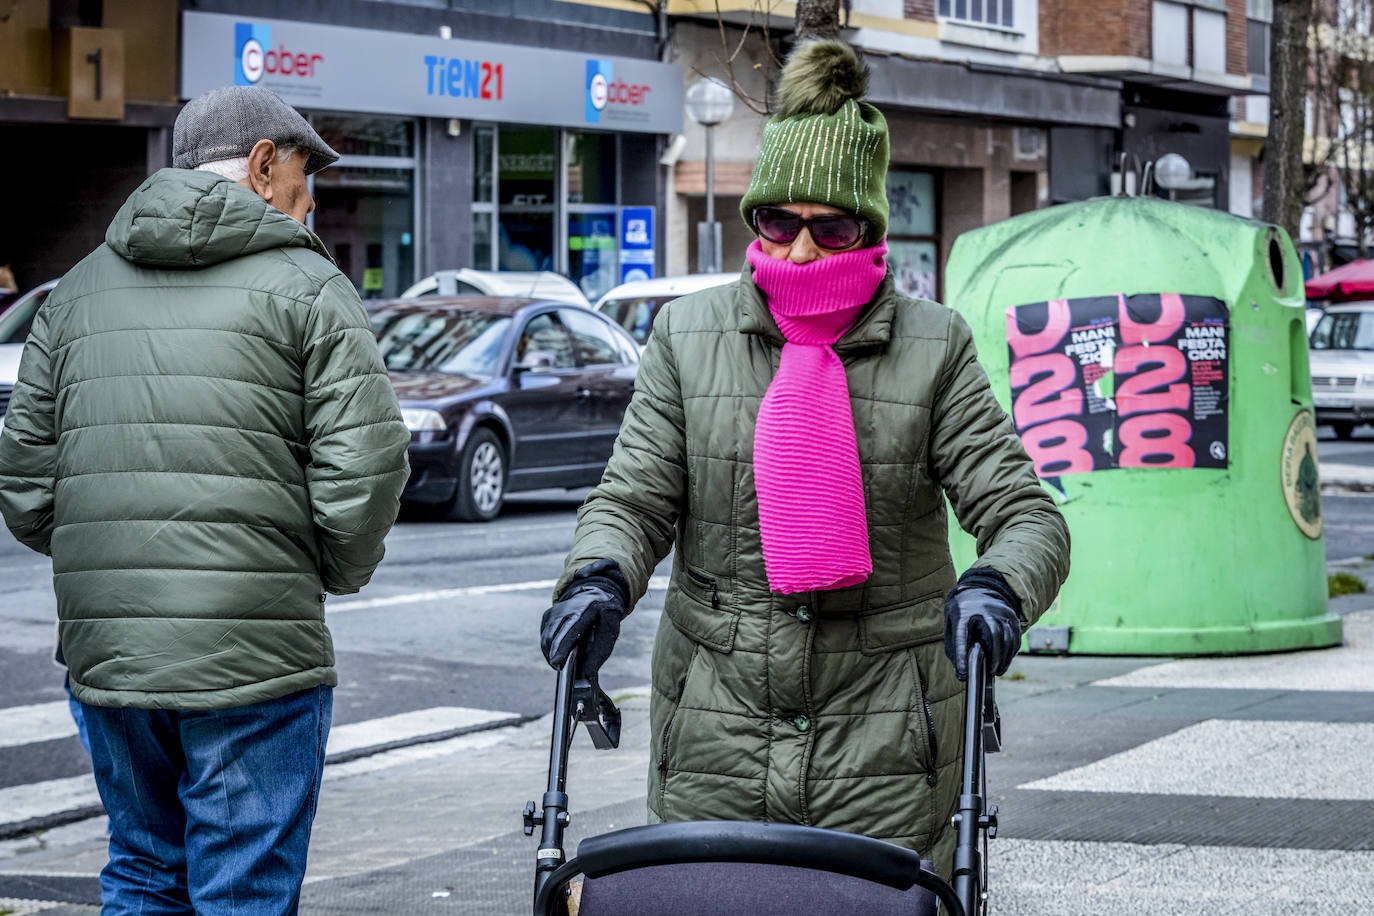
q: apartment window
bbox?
[1194,8,1226,72]
[1153,1,1189,66]
[1248,0,1271,77]
[938,0,1014,29]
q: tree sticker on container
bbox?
[1006,293,1229,477]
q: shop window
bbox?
[498,127,556,271]
[473,211,493,270]
[567,132,616,205]
[568,210,618,301]
[886,170,940,300]
[474,126,494,203]
[312,115,414,158]
[313,165,416,300]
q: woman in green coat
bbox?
[540,41,1069,873]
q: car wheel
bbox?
[448,428,506,522]
[1332,420,1356,440]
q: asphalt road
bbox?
[0,435,1369,796]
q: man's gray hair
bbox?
[196,146,298,182]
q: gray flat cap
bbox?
[173,85,339,175]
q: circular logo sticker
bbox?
[589,73,608,111]
[241,38,265,83]
[1280,409,1322,540]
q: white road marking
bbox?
[1020,719,1374,800]
[0,774,101,826]
[328,575,671,614]
[0,702,77,749]
[384,521,573,542]
[1092,609,1373,692]
[327,707,519,758]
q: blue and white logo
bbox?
[586,59,612,123]
[235,22,270,85]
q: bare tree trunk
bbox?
[1263,0,1314,239]
[795,0,842,43]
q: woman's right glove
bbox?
[540,559,629,679]
[942,567,1025,681]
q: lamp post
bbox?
[685,77,735,274]
[1153,153,1193,202]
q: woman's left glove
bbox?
[540,559,630,679]
[942,567,1025,681]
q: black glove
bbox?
[942,567,1024,681]
[540,559,629,679]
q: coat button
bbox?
[795,604,813,623]
[792,714,811,732]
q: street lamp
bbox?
[1153,153,1193,201]
[686,77,735,273]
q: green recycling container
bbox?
[944,196,1341,655]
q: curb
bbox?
[0,714,539,842]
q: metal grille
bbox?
[1311,376,1357,389]
[0,384,11,419]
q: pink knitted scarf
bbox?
[747,238,889,594]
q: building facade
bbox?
[2,0,681,303]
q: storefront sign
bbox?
[619,207,654,283]
[182,11,683,134]
[1006,293,1230,477]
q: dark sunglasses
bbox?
[751,206,869,251]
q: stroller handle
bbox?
[529,634,1000,916]
[533,821,965,916]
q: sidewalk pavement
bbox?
[4,598,1372,915]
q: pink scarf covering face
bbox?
[747,238,889,594]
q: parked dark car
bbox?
[373,296,640,521]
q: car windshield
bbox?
[599,295,674,345]
[1310,310,1374,351]
[0,290,48,344]
[373,310,512,375]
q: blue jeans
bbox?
[80,686,333,916]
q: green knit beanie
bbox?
[739,40,890,240]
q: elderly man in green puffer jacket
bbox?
[0,86,409,915]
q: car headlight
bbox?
[401,408,446,432]
[1362,374,1374,389]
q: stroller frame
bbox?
[525,643,1002,916]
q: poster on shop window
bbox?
[1004,293,1229,477]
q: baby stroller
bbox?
[524,642,1003,916]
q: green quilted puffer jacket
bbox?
[558,267,1069,872]
[0,169,410,710]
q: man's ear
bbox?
[245,139,278,203]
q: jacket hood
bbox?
[106,168,332,269]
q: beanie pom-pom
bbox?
[776,40,869,119]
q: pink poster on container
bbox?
[1005,293,1229,478]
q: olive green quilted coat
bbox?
[0,169,410,710]
[558,268,1069,871]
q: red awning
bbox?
[1305,259,1374,302]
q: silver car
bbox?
[1309,301,1374,439]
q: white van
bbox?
[595,273,737,349]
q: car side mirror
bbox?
[513,349,557,373]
